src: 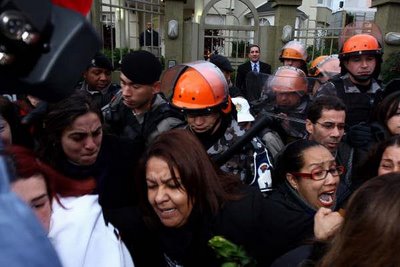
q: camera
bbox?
[0,0,100,101]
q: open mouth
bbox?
[161,208,176,213]
[157,207,177,219]
[319,190,336,207]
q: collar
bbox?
[83,81,111,95]
[284,182,318,214]
[341,73,382,93]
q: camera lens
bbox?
[0,10,39,45]
[0,10,26,40]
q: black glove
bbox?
[21,101,48,125]
[346,122,374,149]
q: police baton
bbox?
[213,114,274,166]
[214,112,306,166]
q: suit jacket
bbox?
[235,61,271,101]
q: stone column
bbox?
[372,0,400,60]
[164,0,185,68]
[89,0,103,36]
[268,0,303,71]
[259,25,277,70]
[272,0,302,27]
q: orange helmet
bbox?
[271,66,308,95]
[309,55,340,77]
[309,56,328,77]
[167,61,231,114]
[279,40,308,62]
[339,34,382,59]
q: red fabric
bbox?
[8,145,96,198]
[37,161,97,197]
[51,0,93,16]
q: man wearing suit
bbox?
[235,44,271,101]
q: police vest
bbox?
[333,77,382,127]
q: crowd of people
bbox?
[2,29,400,267]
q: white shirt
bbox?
[49,195,135,267]
[251,62,259,72]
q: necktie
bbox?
[253,63,258,72]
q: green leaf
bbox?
[222,262,239,267]
[208,236,257,267]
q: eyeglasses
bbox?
[315,121,346,131]
[290,165,345,181]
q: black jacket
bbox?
[262,183,316,263]
[126,187,281,267]
[139,29,159,46]
[104,93,185,145]
[75,82,120,110]
[236,61,271,99]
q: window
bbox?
[259,18,270,26]
[101,12,115,25]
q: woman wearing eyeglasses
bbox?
[265,139,344,262]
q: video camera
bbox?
[0,0,100,101]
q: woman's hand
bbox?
[314,207,343,241]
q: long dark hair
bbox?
[319,173,400,267]
[136,129,242,227]
[37,93,102,169]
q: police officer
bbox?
[316,34,383,127]
[164,61,273,192]
[76,52,120,109]
[308,55,341,95]
[261,66,310,146]
[103,50,185,144]
[279,40,309,74]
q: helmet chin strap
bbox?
[351,74,372,83]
